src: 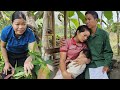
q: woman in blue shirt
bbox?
[0,11,38,79]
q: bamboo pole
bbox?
[69,19,72,38]
[117,11,120,55]
[51,11,56,48]
[64,11,67,39]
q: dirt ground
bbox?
[109,55,120,79]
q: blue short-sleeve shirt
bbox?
[0,25,36,53]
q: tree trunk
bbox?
[22,11,41,49]
[22,11,38,29]
[51,11,56,48]
[0,11,3,20]
[42,11,55,60]
[117,11,120,55]
[21,11,38,36]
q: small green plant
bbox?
[30,51,53,78]
[0,41,53,79]
[11,50,53,79]
[0,51,4,73]
[12,66,36,79]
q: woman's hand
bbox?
[62,71,73,79]
[24,57,34,76]
[3,61,14,75]
[102,66,110,73]
[73,58,89,67]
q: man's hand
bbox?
[60,37,66,47]
[102,66,110,73]
[73,58,89,67]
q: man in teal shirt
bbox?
[84,11,113,79]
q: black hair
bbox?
[82,48,91,59]
[85,11,99,19]
[12,11,26,23]
[74,25,91,37]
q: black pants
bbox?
[1,51,28,79]
[75,71,85,79]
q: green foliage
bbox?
[34,11,44,20]
[67,11,75,17]
[0,11,14,31]
[30,51,53,78]
[108,22,120,33]
[76,11,85,24]
[56,35,60,40]
[97,24,101,28]
[98,18,108,27]
[70,18,79,29]
[104,11,113,20]
[0,51,4,73]
[13,66,36,79]
[0,41,53,79]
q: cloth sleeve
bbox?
[60,39,69,52]
[28,30,36,43]
[103,32,113,67]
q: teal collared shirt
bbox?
[87,27,113,67]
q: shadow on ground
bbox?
[109,59,120,79]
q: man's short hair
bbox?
[85,11,99,19]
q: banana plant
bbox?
[76,11,85,24]
[0,11,14,31]
[104,11,113,21]
[58,11,84,29]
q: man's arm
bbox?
[103,33,113,67]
